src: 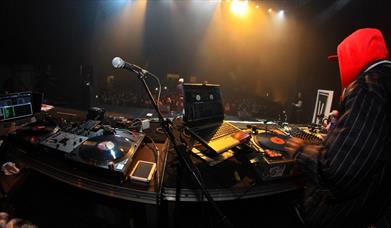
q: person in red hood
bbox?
[286,28,391,228]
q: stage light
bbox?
[255,5,259,9]
[278,10,284,16]
[116,0,128,5]
[268,8,272,13]
[230,0,249,17]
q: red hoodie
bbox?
[334,28,389,89]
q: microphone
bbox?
[112,57,148,75]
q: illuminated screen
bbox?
[0,92,33,122]
[133,162,154,178]
[183,84,224,124]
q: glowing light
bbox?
[255,5,259,9]
[277,10,285,20]
[230,0,249,17]
[268,8,272,13]
[106,141,115,150]
[163,86,168,90]
[110,150,116,159]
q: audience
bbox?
[96,88,285,121]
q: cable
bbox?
[147,72,162,106]
[129,118,143,131]
[181,128,192,139]
[145,135,160,164]
[144,135,161,205]
[130,118,142,126]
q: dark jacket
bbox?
[296,28,391,227]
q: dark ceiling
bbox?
[0,0,390,119]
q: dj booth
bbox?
[0,91,324,227]
[3,111,305,203]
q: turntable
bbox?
[10,121,59,145]
[66,129,145,178]
[254,132,289,153]
[248,131,295,181]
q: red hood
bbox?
[336,28,389,89]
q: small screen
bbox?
[0,92,33,122]
[183,84,224,124]
[133,161,155,178]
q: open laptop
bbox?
[0,91,34,122]
[183,83,250,156]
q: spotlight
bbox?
[278,10,284,16]
[230,0,249,17]
[255,5,259,9]
[268,8,272,13]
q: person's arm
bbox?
[291,83,389,197]
[292,100,303,108]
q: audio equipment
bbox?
[66,129,145,178]
[40,131,88,153]
[245,129,296,181]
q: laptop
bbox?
[0,91,34,122]
[183,83,250,156]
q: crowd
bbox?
[223,96,284,120]
[96,89,184,114]
[96,88,285,120]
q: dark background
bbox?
[0,0,390,122]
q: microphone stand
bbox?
[132,71,233,228]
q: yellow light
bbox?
[255,5,259,9]
[268,8,272,13]
[230,0,249,17]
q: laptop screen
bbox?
[183,83,224,125]
[0,91,34,122]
